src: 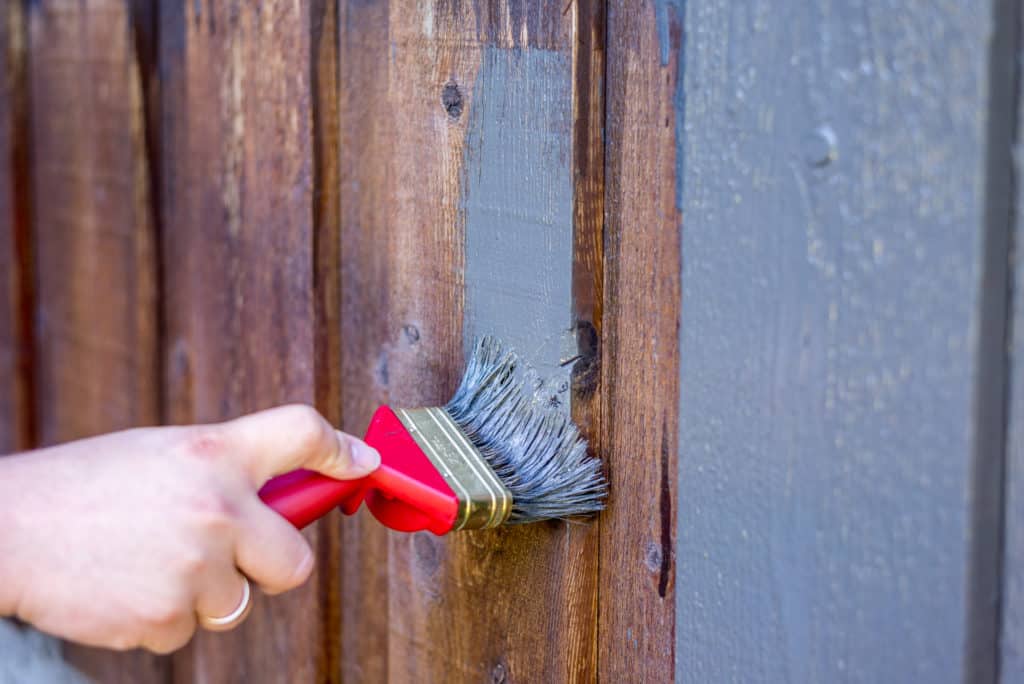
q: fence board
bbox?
[311,1,343,681]
[27,2,166,681]
[336,1,602,681]
[336,0,392,680]
[601,1,682,680]
[0,0,30,455]
[677,1,1007,681]
[158,1,320,681]
[998,0,1024,679]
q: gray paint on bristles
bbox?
[446,337,607,522]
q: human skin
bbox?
[0,404,380,653]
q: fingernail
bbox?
[348,436,381,473]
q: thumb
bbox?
[213,404,380,485]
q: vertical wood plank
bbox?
[336,1,392,680]
[569,0,605,679]
[453,7,600,682]
[998,0,1024,679]
[27,1,167,681]
[337,1,601,681]
[391,2,601,680]
[158,1,320,681]
[0,1,16,453]
[0,0,31,455]
[570,0,605,428]
[677,2,1004,681]
[601,1,681,680]
[311,1,343,681]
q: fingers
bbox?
[128,403,352,653]
[141,612,197,654]
[213,404,380,485]
[194,548,250,620]
[234,495,315,595]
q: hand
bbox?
[0,404,379,654]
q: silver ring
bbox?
[197,577,252,632]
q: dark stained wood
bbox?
[336,1,603,681]
[336,1,392,680]
[384,0,595,678]
[26,1,167,681]
[600,1,681,681]
[571,0,606,417]
[3,1,1017,681]
[0,0,32,456]
[311,0,343,681]
[158,1,321,681]
[0,2,14,453]
[568,0,604,680]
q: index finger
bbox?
[211,404,380,485]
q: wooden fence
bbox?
[1,1,1022,682]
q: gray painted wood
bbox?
[462,46,574,405]
[676,2,1009,682]
[999,1,1024,680]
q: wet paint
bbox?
[460,46,574,413]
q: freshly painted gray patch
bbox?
[0,620,89,683]
[461,46,574,412]
[677,2,998,682]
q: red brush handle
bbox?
[258,406,460,535]
[258,469,365,529]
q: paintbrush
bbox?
[258,337,608,534]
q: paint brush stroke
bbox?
[461,46,574,413]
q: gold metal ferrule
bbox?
[393,407,512,530]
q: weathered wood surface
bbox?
[0,0,30,455]
[570,1,605,680]
[999,0,1024,680]
[337,1,607,681]
[311,1,344,681]
[601,1,681,680]
[26,1,167,681]
[11,1,1015,682]
[158,1,322,681]
[454,7,600,682]
[677,1,1010,682]
[336,0,393,680]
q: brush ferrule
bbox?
[393,407,512,530]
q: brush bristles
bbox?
[445,336,608,523]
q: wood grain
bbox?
[453,10,599,684]
[336,0,393,680]
[676,1,1004,681]
[338,0,471,680]
[311,1,343,681]
[2,1,1016,681]
[571,0,605,423]
[0,0,31,455]
[568,0,604,680]
[27,1,167,680]
[158,1,320,681]
[336,1,603,681]
[601,1,681,680]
